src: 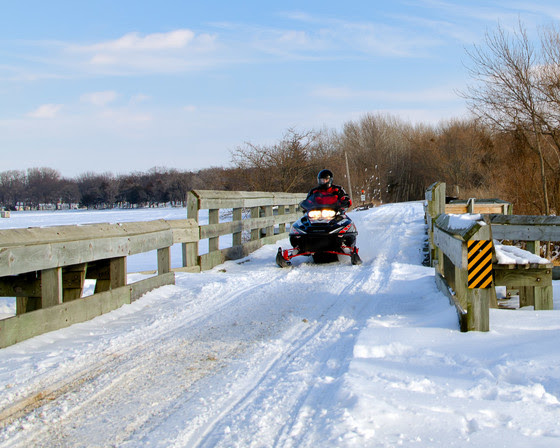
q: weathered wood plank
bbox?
[433,226,465,269]
[467,288,490,332]
[0,220,172,248]
[130,272,175,302]
[434,214,488,242]
[445,204,511,214]
[534,285,553,310]
[41,267,63,308]
[16,297,41,314]
[110,257,127,289]
[0,273,41,297]
[128,230,173,255]
[172,265,201,273]
[158,247,171,274]
[490,214,560,226]
[200,216,276,239]
[490,223,560,241]
[167,219,199,243]
[0,230,172,276]
[0,284,132,348]
[190,190,305,210]
[493,266,552,287]
[62,263,87,301]
[0,273,175,348]
[208,209,220,253]
[232,208,242,247]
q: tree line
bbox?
[2,22,559,215]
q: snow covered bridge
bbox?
[1,202,560,447]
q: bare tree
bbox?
[462,22,551,214]
[26,167,62,207]
[0,170,26,209]
[231,128,322,192]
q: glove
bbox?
[340,196,351,208]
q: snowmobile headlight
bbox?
[308,210,322,219]
[321,209,336,219]
[308,209,336,220]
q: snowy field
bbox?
[1,202,560,447]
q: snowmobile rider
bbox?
[302,169,352,210]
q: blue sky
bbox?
[1,1,559,178]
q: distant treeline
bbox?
[1,113,559,215]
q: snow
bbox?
[494,244,551,265]
[1,202,560,447]
[445,213,485,230]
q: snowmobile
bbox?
[276,191,362,267]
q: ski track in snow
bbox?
[1,202,559,447]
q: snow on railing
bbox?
[425,182,555,332]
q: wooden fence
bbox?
[0,190,305,347]
[186,190,306,271]
[426,182,556,332]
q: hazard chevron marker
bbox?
[467,240,493,289]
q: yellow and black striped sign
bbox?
[467,240,493,289]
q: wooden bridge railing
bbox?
[433,214,496,331]
[0,219,198,348]
[426,182,556,332]
[187,190,306,271]
[0,190,306,347]
[425,182,512,266]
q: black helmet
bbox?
[317,169,333,188]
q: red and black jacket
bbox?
[303,184,352,209]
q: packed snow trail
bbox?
[0,202,426,446]
[2,202,559,447]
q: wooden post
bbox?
[185,191,200,268]
[208,208,219,253]
[41,267,63,308]
[467,288,490,332]
[265,205,273,237]
[63,263,87,301]
[110,257,127,289]
[278,205,286,234]
[232,207,243,246]
[426,182,446,267]
[534,285,553,310]
[251,206,259,241]
[16,297,41,314]
[92,257,126,293]
[454,263,469,316]
[526,240,540,256]
[158,247,171,274]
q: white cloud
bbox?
[62,29,219,74]
[80,91,117,106]
[27,104,62,118]
[85,30,195,52]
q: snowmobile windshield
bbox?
[300,191,346,211]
